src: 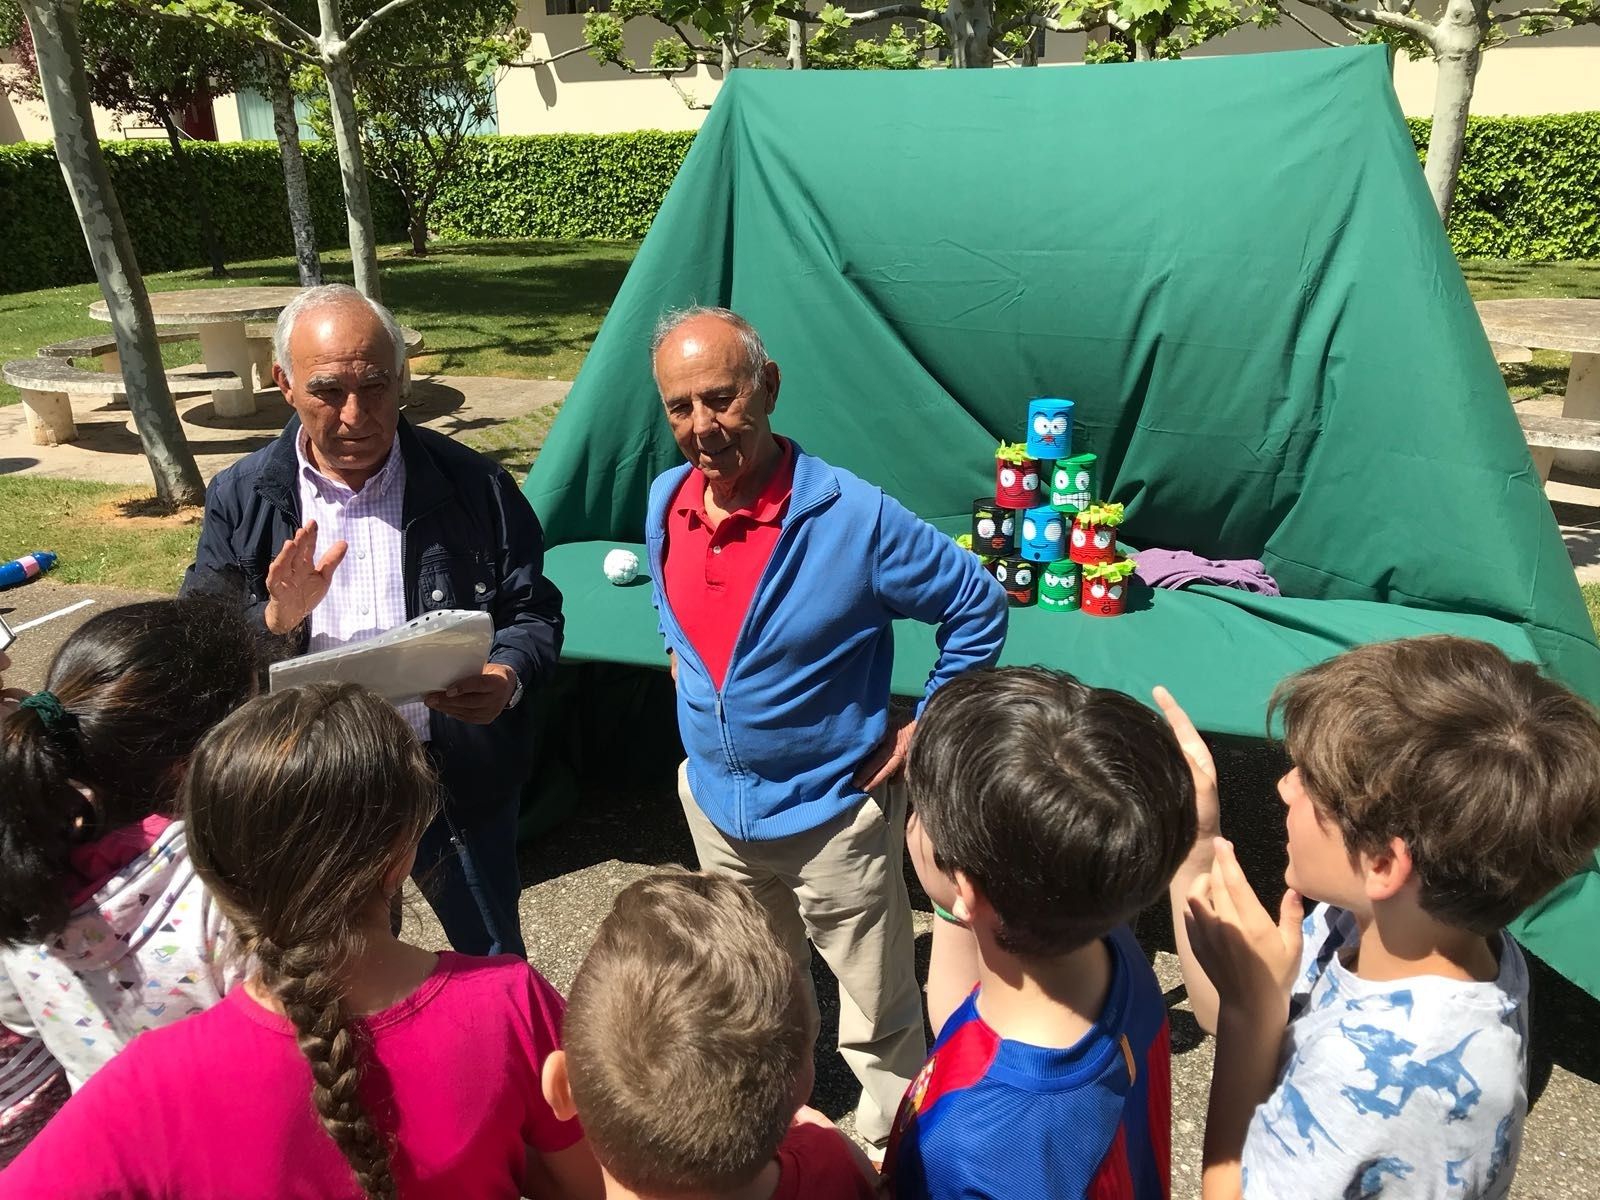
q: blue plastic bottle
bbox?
[0,551,57,590]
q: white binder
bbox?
[268,610,494,705]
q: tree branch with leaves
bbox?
[1258,0,1600,220]
[119,0,485,298]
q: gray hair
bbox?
[273,284,405,387]
[650,306,770,386]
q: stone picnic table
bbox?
[1477,298,1600,472]
[89,286,303,420]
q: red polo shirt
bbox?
[663,439,795,691]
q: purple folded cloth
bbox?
[1128,548,1281,597]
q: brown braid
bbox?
[257,937,395,1200]
[180,686,438,1200]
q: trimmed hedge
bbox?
[4,114,1597,293]
[430,131,696,241]
[0,140,405,293]
[1408,112,1600,261]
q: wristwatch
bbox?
[507,671,525,710]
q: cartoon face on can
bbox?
[990,556,1036,607]
[971,499,1017,555]
[1019,505,1065,563]
[995,454,1041,510]
[1026,398,1074,461]
[1038,560,1079,611]
[1082,574,1129,616]
[1049,453,1096,514]
[1068,515,1119,565]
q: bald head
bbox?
[651,307,769,390]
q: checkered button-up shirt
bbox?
[296,433,430,740]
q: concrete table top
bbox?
[1476,299,1600,356]
[88,286,304,326]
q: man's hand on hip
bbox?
[263,520,348,635]
[853,716,916,793]
[425,663,518,725]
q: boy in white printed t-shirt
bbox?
[1155,637,1600,1200]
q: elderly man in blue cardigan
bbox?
[645,307,1009,1151]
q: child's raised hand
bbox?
[1185,838,1304,1021]
[1153,686,1219,844]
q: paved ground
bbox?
[3,578,1599,1197]
[0,373,570,484]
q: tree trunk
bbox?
[21,0,204,506]
[158,103,228,278]
[1423,0,1481,224]
[945,0,993,67]
[407,208,428,256]
[1134,36,1153,61]
[1021,24,1043,65]
[721,36,736,73]
[317,0,382,300]
[266,53,322,287]
[787,18,805,69]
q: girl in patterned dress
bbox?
[0,597,258,1158]
[0,640,68,1165]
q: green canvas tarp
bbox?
[522,45,1600,996]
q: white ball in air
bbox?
[603,548,640,586]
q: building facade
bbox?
[2,5,1596,146]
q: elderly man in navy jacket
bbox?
[647,307,1008,1150]
[182,284,562,958]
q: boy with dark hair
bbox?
[540,869,878,1200]
[1164,636,1600,1199]
[888,666,1197,1200]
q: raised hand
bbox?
[1186,838,1304,1021]
[1154,685,1219,844]
[1155,685,1225,1033]
[263,521,348,636]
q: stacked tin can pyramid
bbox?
[967,398,1134,616]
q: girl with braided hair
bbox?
[0,598,257,1163]
[7,683,602,1200]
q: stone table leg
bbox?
[1556,352,1600,475]
[198,322,258,419]
[249,337,275,390]
[101,349,127,410]
[20,388,76,445]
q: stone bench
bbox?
[1518,410,1600,482]
[1491,341,1533,366]
[2,358,242,446]
[38,332,202,408]
[37,330,196,364]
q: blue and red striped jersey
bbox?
[884,926,1172,1200]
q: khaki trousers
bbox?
[677,761,927,1145]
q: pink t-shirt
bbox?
[3,953,581,1199]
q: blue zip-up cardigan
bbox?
[647,444,1008,841]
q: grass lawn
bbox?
[0,239,638,409]
[1584,583,1600,638]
